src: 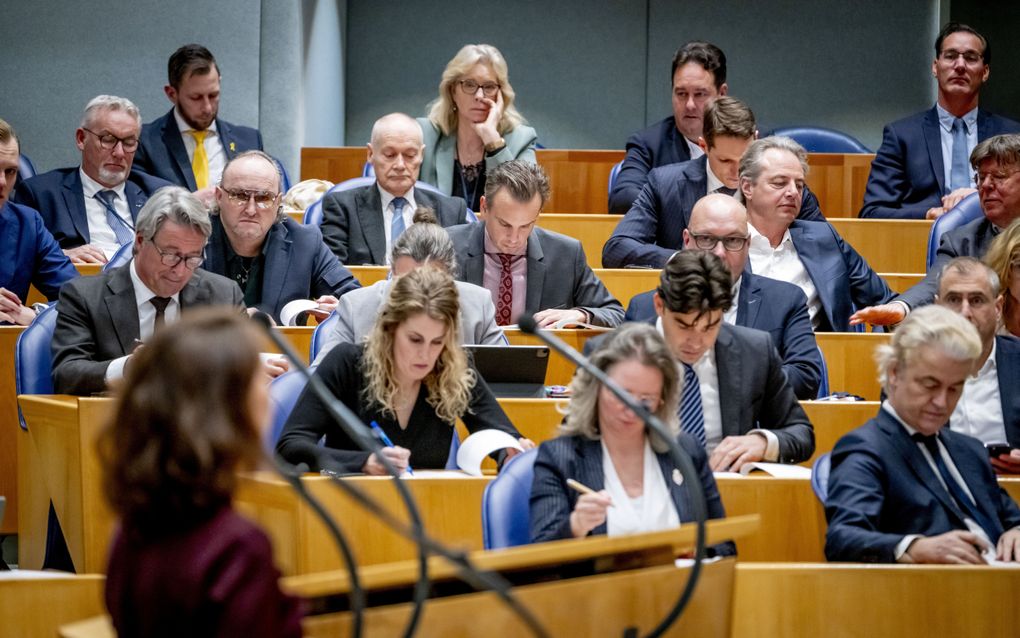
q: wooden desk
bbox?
[829,217,932,274]
[0,574,106,638]
[816,332,890,400]
[538,213,616,269]
[733,562,1020,637]
[805,152,874,217]
[0,327,25,534]
[717,477,826,562]
[347,265,389,287]
[595,268,659,308]
[534,149,624,214]
[883,272,924,294]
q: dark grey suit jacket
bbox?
[51,263,244,395]
[319,184,468,265]
[897,216,999,310]
[447,222,624,327]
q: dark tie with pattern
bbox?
[496,253,516,326]
[716,186,737,197]
[150,296,172,333]
[912,432,999,542]
[679,363,706,446]
[95,190,134,245]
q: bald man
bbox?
[624,194,823,399]
[320,113,469,265]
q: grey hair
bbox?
[216,150,287,223]
[558,323,680,453]
[875,305,982,392]
[970,133,1020,170]
[134,186,212,249]
[390,207,457,273]
[81,95,142,129]
[737,136,809,202]
[937,256,1001,297]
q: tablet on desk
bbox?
[466,345,550,398]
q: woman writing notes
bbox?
[277,267,533,474]
[418,44,538,211]
[529,323,731,548]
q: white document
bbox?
[712,462,812,479]
[279,299,320,326]
[455,429,525,477]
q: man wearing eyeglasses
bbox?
[52,187,247,396]
[203,151,360,324]
[622,194,823,400]
[13,95,172,263]
[860,22,1020,219]
[602,97,823,269]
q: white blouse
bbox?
[603,438,680,536]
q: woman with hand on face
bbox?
[985,218,1020,337]
[529,323,730,550]
[277,266,533,474]
[100,309,302,638]
[418,44,538,211]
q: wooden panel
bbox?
[800,400,878,464]
[505,328,606,386]
[883,272,924,294]
[804,152,875,217]
[595,268,659,309]
[347,265,389,287]
[26,264,101,308]
[538,214,617,269]
[0,575,106,638]
[816,332,891,401]
[300,146,367,183]
[733,563,1020,638]
[0,327,24,534]
[717,477,827,562]
[534,149,624,214]
[829,217,932,274]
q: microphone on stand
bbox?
[517,314,708,638]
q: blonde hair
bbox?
[875,305,981,392]
[559,323,680,453]
[361,267,474,424]
[984,217,1020,319]
[426,44,527,136]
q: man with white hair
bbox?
[825,305,1020,564]
[14,95,172,263]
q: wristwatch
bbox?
[484,137,507,154]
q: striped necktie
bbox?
[679,363,706,446]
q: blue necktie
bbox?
[390,197,407,244]
[679,363,706,446]
[95,190,134,245]
[949,118,970,191]
[913,432,999,543]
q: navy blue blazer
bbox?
[860,107,1020,219]
[779,220,894,331]
[625,273,822,400]
[203,216,360,324]
[994,335,1020,448]
[609,116,693,215]
[825,408,1020,562]
[602,156,824,268]
[134,109,263,190]
[897,216,997,310]
[0,201,78,305]
[529,433,734,556]
[12,167,172,249]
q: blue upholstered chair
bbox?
[811,453,831,504]
[816,347,830,399]
[481,449,538,549]
[310,311,338,363]
[266,370,308,450]
[363,161,375,177]
[771,126,871,153]
[926,192,984,271]
[102,241,134,271]
[608,160,624,194]
[18,153,38,180]
[14,304,60,430]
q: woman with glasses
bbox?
[529,323,732,552]
[985,218,1020,337]
[418,44,538,211]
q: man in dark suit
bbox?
[825,305,1020,563]
[202,151,359,324]
[652,250,814,469]
[134,44,262,204]
[0,118,78,325]
[447,161,623,328]
[860,23,1020,220]
[608,41,727,215]
[741,137,894,331]
[52,187,246,396]
[13,95,172,264]
[603,97,824,269]
[624,194,822,399]
[852,134,1020,327]
[320,113,468,265]
[931,257,1020,473]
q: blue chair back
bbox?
[481,449,538,549]
[926,192,984,270]
[816,346,830,399]
[103,241,134,271]
[771,126,871,153]
[363,161,375,177]
[811,453,831,504]
[19,153,38,180]
[608,160,624,194]
[266,371,309,449]
[445,431,461,470]
[310,311,339,363]
[15,304,60,430]
[305,178,451,226]
[273,156,292,192]
[302,198,324,226]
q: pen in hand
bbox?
[370,420,413,475]
[567,478,613,507]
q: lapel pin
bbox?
[672,468,684,486]
[229,142,236,153]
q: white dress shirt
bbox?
[723,278,740,326]
[104,261,181,383]
[174,108,226,186]
[748,224,822,328]
[378,185,418,264]
[706,161,725,195]
[936,104,979,192]
[949,341,1008,444]
[685,136,704,160]
[603,438,680,536]
[79,168,132,258]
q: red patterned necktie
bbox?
[496,253,515,326]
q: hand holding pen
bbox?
[361,421,413,476]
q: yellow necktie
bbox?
[188,130,209,189]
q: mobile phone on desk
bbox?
[985,443,1014,458]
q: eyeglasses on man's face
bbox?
[82,128,139,152]
[147,238,204,270]
[688,233,750,252]
[220,187,279,210]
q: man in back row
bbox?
[860,22,1020,219]
[135,44,263,204]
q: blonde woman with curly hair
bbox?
[984,217,1020,337]
[277,266,532,474]
[417,43,538,211]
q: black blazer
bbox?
[608,115,693,215]
[897,216,998,310]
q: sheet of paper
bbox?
[280,299,320,326]
[456,429,524,476]
[741,462,812,478]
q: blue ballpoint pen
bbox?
[369,420,413,475]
